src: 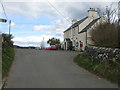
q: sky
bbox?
[0,0,119,47]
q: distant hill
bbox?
[14,45,36,49]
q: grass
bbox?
[2,46,15,78]
[74,54,120,86]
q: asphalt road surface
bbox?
[6,48,118,88]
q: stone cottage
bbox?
[63,8,106,51]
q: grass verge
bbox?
[74,54,120,86]
[2,46,15,78]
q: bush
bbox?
[2,34,13,48]
[118,26,120,48]
[90,22,119,48]
[2,46,14,78]
[2,33,14,78]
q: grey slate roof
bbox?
[64,16,88,33]
[79,17,100,33]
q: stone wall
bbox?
[84,46,120,61]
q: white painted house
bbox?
[63,8,106,51]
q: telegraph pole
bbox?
[0,18,7,45]
[9,20,11,36]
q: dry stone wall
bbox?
[84,46,120,61]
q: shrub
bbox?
[90,22,119,48]
[2,33,14,78]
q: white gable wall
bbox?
[76,17,95,50]
[76,32,86,50]
[87,16,107,46]
[71,26,79,47]
[64,30,71,39]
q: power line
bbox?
[0,0,8,20]
[46,0,72,23]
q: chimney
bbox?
[72,19,78,24]
[88,8,98,19]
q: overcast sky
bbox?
[0,0,119,47]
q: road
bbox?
[6,48,117,88]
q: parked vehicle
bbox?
[50,45,57,50]
[45,47,51,50]
[45,45,57,50]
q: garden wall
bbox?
[85,46,120,61]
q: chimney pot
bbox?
[88,8,98,19]
[72,19,78,24]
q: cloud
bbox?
[3,1,117,47]
[12,35,63,47]
[53,18,71,36]
[54,2,86,19]
[4,2,57,18]
[3,2,114,20]
[14,42,41,47]
[33,19,70,36]
[4,0,119,2]
[7,21,15,27]
[32,16,71,36]
[12,31,37,34]
[56,28,64,36]
[13,35,63,42]
[11,21,15,27]
[12,36,43,43]
[45,32,51,35]
[33,25,54,31]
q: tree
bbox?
[97,2,118,24]
[104,5,118,23]
[90,22,119,48]
[118,25,120,48]
[47,37,60,46]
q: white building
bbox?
[63,8,106,51]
